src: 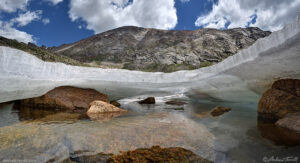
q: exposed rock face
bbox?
[276,113,300,133]
[165,100,187,105]
[50,26,271,72]
[138,97,155,104]
[210,106,231,117]
[258,79,300,121]
[87,101,127,114]
[20,86,109,113]
[62,146,212,163]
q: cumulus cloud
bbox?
[68,0,177,33]
[11,10,42,27]
[0,20,35,43]
[0,0,37,43]
[195,0,300,31]
[0,0,29,13]
[45,0,63,5]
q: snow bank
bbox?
[0,15,299,103]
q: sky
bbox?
[0,0,299,47]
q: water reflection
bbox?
[257,120,300,146]
[13,102,89,123]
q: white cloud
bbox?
[11,10,42,27]
[45,0,63,5]
[0,20,35,43]
[0,0,30,13]
[180,0,190,3]
[195,0,300,31]
[0,0,43,43]
[69,0,177,33]
[42,18,50,25]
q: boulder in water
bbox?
[87,101,128,121]
[165,100,187,105]
[20,86,109,113]
[138,97,155,104]
[257,120,300,146]
[87,101,127,114]
[276,113,300,133]
[210,106,231,116]
[258,79,300,121]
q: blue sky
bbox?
[0,0,299,47]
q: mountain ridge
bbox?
[49,26,271,72]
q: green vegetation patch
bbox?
[142,62,198,73]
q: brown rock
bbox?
[258,79,300,121]
[87,101,128,121]
[272,79,300,97]
[20,86,109,113]
[276,113,300,133]
[61,146,212,163]
[110,100,121,107]
[109,146,212,163]
[138,97,155,104]
[210,106,231,117]
[165,100,187,105]
[257,120,300,146]
[87,101,127,114]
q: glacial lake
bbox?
[0,97,299,162]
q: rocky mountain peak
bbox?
[49,26,271,72]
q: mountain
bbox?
[0,36,86,67]
[49,26,271,72]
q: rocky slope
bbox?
[49,26,271,72]
[0,36,85,66]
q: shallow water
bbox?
[0,97,299,163]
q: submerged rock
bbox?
[276,113,300,133]
[257,120,300,146]
[138,97,155,104]
[258,79,300,121]
[165,100,187,105]
[87,112,125,122]
[108,146,212,163]
[210,106,231,117]
[110,101,121,107]
[20,86,109,113]
[61,146,212,163]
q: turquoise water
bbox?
[0,99,299,162]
